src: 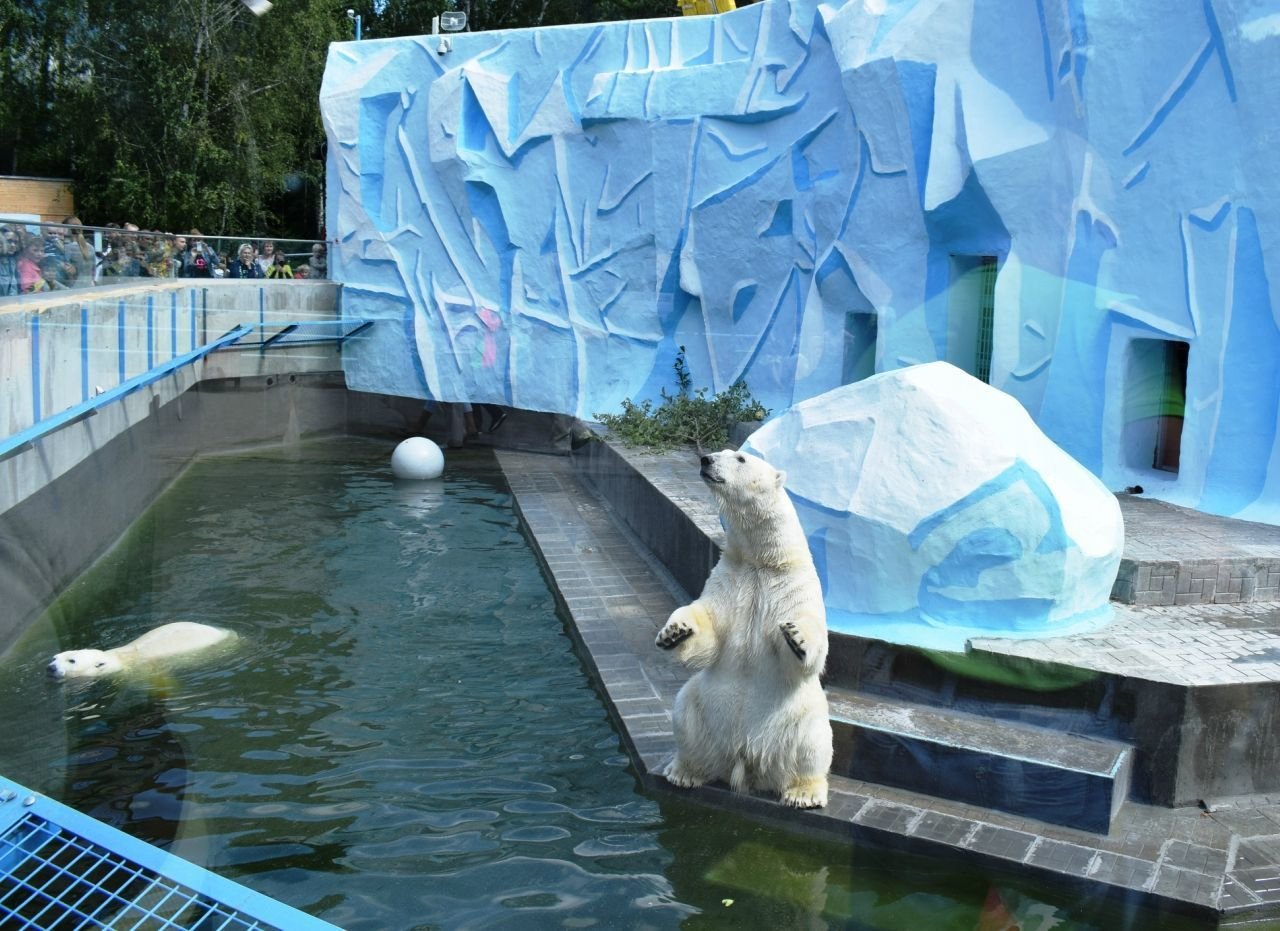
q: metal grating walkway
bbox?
[0,777,338,930]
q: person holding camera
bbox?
[265,248,293,279]
[180,229,217,278]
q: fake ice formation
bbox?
[321,0,1280,522]
[742,363,1125,650]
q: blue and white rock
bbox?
[743,363,1124,650]
[391,437,445,481]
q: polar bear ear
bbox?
[774,469,786,488]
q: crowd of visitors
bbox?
[0,218,329,296]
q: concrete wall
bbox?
[0,280,344,515]
[0,279,432,654]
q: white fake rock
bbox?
[743,362,1124,651]
[391,437,445,481]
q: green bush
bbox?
[594,347,769,452]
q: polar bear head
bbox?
[47,649,124,680]
[699,449,786,506]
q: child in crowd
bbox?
[265,249,293,279]
[30,257,71,292]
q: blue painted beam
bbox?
[0,325,254,463]
[227,318,375,351]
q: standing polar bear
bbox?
[656,449,832,808]
[47,622,238,680]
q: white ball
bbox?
[391,437,444,480]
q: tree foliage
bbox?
[2,0,347,236]
[595,347,770,453]
[1,0,677,236]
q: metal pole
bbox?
[355,14,362,39]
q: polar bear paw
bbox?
[781,776,828,809]
[779,621,808,661]
[656,617,694,650]
[663,757,706,789]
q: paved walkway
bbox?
[977,497,1280,687]
[494,447,1280,921]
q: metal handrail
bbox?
[0,325,253,462]
[0,315,375,461]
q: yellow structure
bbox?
[679,0,736,15]
[0,175,76,222]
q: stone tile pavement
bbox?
[1114,496,1280,606]
[972,601,1280,687]
[494,447,1280,922]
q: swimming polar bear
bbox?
[656,449,832,808]
[47,622,238,680]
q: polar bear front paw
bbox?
[663,757,706,789]
[656,617,694,650]
[781,776,828,809]
[779,621,807,661]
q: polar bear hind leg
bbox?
[663,679,722,789]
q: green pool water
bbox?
[0,438,1214,929]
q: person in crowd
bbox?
[42,225,77,285]
[43,225,66,262]
[214,255,228,278]
[182,230,216,278]
[0,226,21,296]
[102,244,143,278]
[265,248,293,279]
[256,240,275,276]
[294,264,311,279]
[168,234,188,277]
[226,243,264,279]
[96,222,125,277]
[61,217,95,285]
[18,236,45,292]
[145,232,171,278]
[192,228,220,267]
[29,257,71,292]
[310,242,327,279]
[122,222,141,253]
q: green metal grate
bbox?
[974,255,998,384]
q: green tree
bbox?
[1,0,344,237]
[1,0,677,236]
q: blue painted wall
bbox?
[321,0,1280,523]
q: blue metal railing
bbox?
[0,325,253,463]
[0,317,374,463]
[0,775,339,929]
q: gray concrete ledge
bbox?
[1112,496,1280,606]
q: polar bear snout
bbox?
[47,651,112,679]
[700,451,741,485]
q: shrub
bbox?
[594,347,769,452]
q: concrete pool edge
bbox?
[495,442,1280,926]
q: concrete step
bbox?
[1111,556,1280,606]
[1111,496,1280,606]
[828,689,1133,834]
